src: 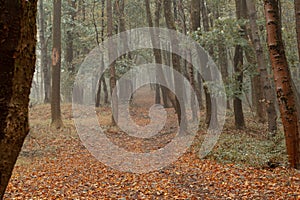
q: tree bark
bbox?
[233,0,246,129]
[295,0,300,61]
[189,0,203,116]
[51,0,63,129]
[163,0,187,128]
[244,47,266,123]
[0,0,37,197]
[107,0,118,125]
[95,0,109,107]
[38,0,51,104]
[264,0,300,169]
[247,0,277,134]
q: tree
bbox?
[0,0,38,198]
[189,0,202,118]
[145,0,175,108]
[233,0,246,129]
[200,0,216,127]
[38,0,51,103]
[64,0,76,102]
[295,0,300,60]
[95,0,109,107]
[163,0,187,128]
[264,0,300,169]
[51,0,63,129]
[107,0,118,125]
[246,0,277,134]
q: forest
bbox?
[0,0,300,199]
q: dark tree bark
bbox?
[247,0,277,134]
[264,0,300,169]
[0,0,37,198]
[107,0,118,125]
[233,0,246,129]
[51,0,63,129]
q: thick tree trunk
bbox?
[247,0,277,134]
[51,0,63,129]
[107,0,118,125]
[163,0,187,128]
[0,0,37,198]
[264,0,300,169]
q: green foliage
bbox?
[192,17,249,50]
[207,131,288,168]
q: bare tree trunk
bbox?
[233,0,246,129]
[107,0,118,125]
[0,0,37,197]
[244,48,266,123]
[38,0,51,103]
[145,0,175,108]
[64,0,76,103]
[247,0,277,134]
[51,0,63,129]
[264,0,300,169]
[163,0,187,128]
[200,0,218,127]
[188,0,201,120]
[95,0,108,107]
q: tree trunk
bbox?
[189,0,203,113]
[95,0,109,107]
[163,0,187,128]
[247,0,277,134]
[51,0,63,129]
[200,0,218,127]
[145,0,175,108]
[38,0,51,104]
[233,45,246,129]
[244,48,266,123]
[295,0,300,61]
[65,0,76,102]
[233,0,246,129]
[107,0,118,125]
[264,0,300,169]
[0,0,37,198]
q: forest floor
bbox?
[4,87,300,199]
